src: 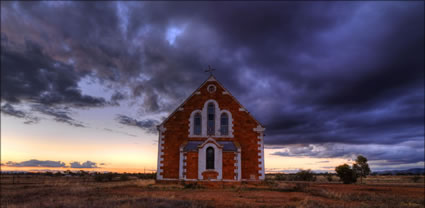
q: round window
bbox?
[207,84,216,93]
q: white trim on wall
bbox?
[207,84,217,93]
[179,146,184,180]
[188,110,203,137]
[188,99,234,138]
[219,110,234,137]
[156,132,162,180]
[202,99,220,137]
[156,125,166,180]
[198,138,223,180]
[253,125,265,180]
[237,148,242,181]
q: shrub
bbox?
[54,171,63,177]
[264,178,278,187]
[326,174,333,182]
[411,175,421,183]
[94,174,105,182]
[94,172,115,182]
[295,169,315,181]
[137,173,156,179]
[183,182,201,189]
[120,174,129,181]
[105,172,115,181]
[293,183,309,192]
[335,164,357,184]
[299,197,326,208]
[79,170,88,176]
[275,174,286,181]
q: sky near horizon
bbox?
[1,1,424,173]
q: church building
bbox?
[156,74,265,182]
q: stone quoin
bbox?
[156,74,265,183]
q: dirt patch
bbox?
[1,176,424,208]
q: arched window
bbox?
[194,113,202,135]
[220,113,229,135]
[207,103,215,135]
[206,147,214,169]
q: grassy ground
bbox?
[1,175,424,208]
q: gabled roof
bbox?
[158,74,264,128]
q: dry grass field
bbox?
[1,174,424,208]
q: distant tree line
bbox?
[270,155,374,184]
[2,170,156,182]
[273,169,317,181]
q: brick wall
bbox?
[202,170,219,180]
[160,77,263,180]
[222,152,236,180]
[185,152,198,179]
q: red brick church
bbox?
[156,74,265,182]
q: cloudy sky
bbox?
[1,1,423,173]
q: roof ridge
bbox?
[158,74,264,128]
[158,75,212,127]
[210,75,264,128]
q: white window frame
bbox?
[188,99,233,138]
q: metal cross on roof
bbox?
[204,65,216,75]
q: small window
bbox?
[206,147,214,169]
[207,103,215,135]
[207,84,216,93]
[220,113,229,135]
[194,113,201,135]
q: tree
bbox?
[335,164,357,184]
[352,155,371,184]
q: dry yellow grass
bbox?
[1,175,424,208]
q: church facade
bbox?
[156,75,265,182]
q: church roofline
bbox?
[158,75,215,128]
[157,74,264,129]
[212,75,264,128]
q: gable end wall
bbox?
[158,78,264,181]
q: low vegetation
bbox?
[273,169,317,182]
[1,171,423,208]
[335,155,371,184]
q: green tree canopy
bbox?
[335,164,357,184]
[353,155,371,183]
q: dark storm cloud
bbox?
[264,92,424,146]
[116,114,159,134]
[1,31,105,126]
[272,142,424,164]
[1,40,106,107]
[1,103,40,124]
[31,105,85,127]
[1,2,423,165]
[5,159,66,168]
[1,103,26,118]
[70,161,98,169]
[110,91,127,106]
